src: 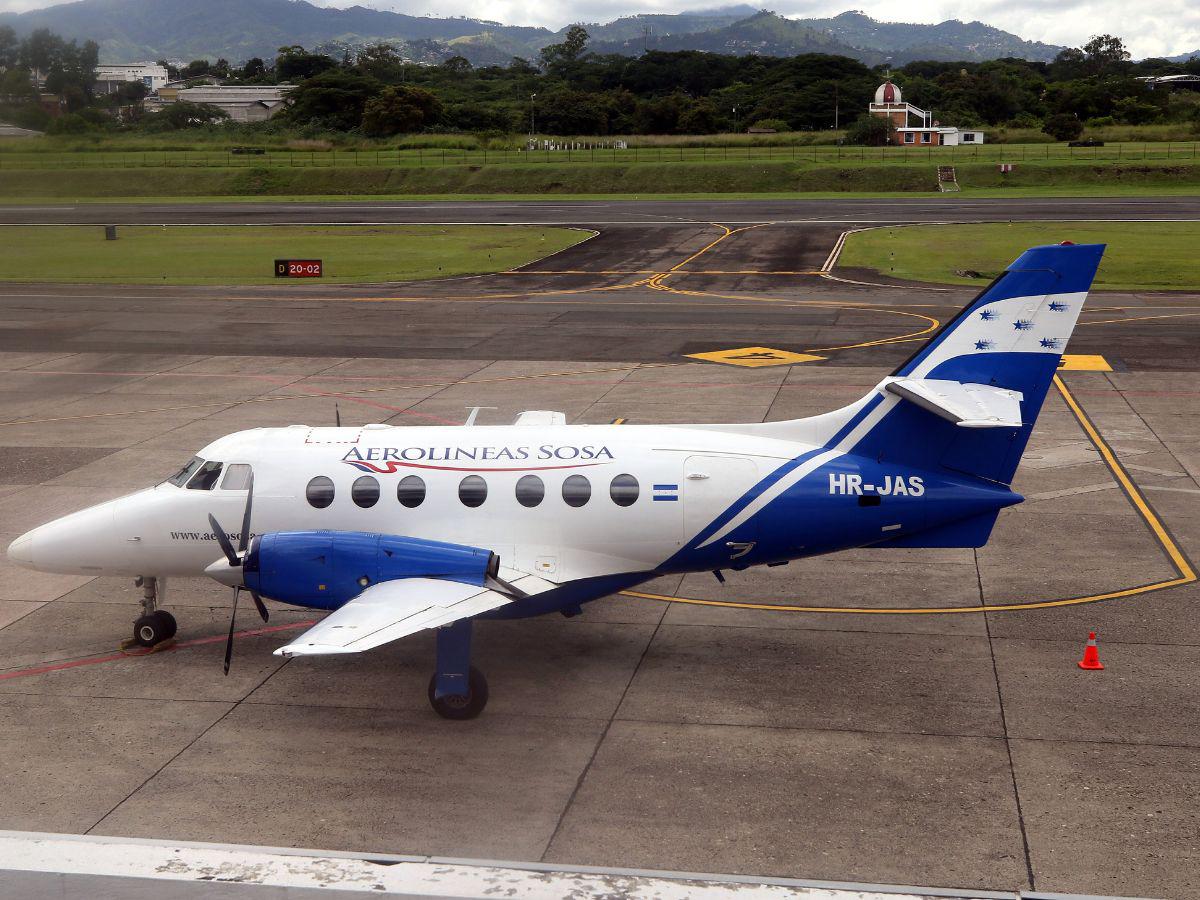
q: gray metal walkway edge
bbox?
[0,831,1161,900]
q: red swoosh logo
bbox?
[345,460,606,473]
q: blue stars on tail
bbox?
[1039,337,1063,349]
[1013,319,1033,331]
[1048,301,1069,312]
[974,340,995,350]
[979,309,998,321]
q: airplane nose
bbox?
[7,532,33,566]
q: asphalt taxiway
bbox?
[0,199,1197,899]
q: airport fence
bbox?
[0,141,1198,171]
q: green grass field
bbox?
[839,222,1200,291]
[0,225,590,285]
[1,158,1198,200]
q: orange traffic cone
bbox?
[1078,632,1104,670]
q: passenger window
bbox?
[186,461,223,491]
[515,474,544,508]
[220,464,252,491]
[397,475,425,508]
[306,476,335,509]
[562,474,591,507]
[458,475,487,508]
[609,474,639,507]
[167,456,203,487]
[352,475,380,508]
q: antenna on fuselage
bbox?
[335,403,341,428]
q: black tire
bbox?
[427,666,488,720]
[152,609,177,641]
[133,613,169,647]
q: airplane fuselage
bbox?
[10,418,1018,617]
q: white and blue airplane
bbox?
[7,242,1104,718]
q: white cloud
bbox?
[2,0,1197,57]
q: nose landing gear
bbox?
[129,576,176,648]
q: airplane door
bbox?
[683,456,760,548]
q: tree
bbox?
[441,55,472,74]
[355,43,404,81]
[539,25,589,75]
[1082,34,1130,75]
[275,46,337,82]
[0,25,19,70]
[361,84,442,135]
[181,59,211,79]
[143,100,229,130]
[1043,112,1084,141]
[845,114,893,146]
[21,28,61,82]
[242,57,266,78]
[284,71,382,130]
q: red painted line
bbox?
[0,620,317,682]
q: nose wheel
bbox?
[132,610,177,647]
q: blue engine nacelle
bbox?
[242,532,498,610]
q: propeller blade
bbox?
[250,590,269,623]
[237,470,254,555]
[223,587,240,676]
[208,514,239,568]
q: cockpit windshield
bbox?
[165,457,224,490]
[166,457,203,487]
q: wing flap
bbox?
[275,578,513,657]
[885,378,1023,428]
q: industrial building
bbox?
[94,63,170,94]
[143,85,293,122]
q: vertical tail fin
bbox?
[851,242,1105,484]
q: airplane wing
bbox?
[274,570,552,657]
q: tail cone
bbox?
[1078,631,1104,670]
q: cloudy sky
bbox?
[1,0,1196,58]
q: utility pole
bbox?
[834,83,839,131]
[732,105,739,133]
[529,92,536,138]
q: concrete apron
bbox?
[0,831,1157,900]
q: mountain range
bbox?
[0,0,1068,67]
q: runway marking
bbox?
[0,619,318,682]
[503,269,825,276]
[685,347,826,367]
[1058,354,1113,371]
[0,363,682,428]
[621,376,1198,615]
[1081,311,1200,326]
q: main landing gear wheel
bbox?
[427,666,488,720]
[132,609,177,647]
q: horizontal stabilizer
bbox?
[513,410,566,426]
[885,378,1023,429]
